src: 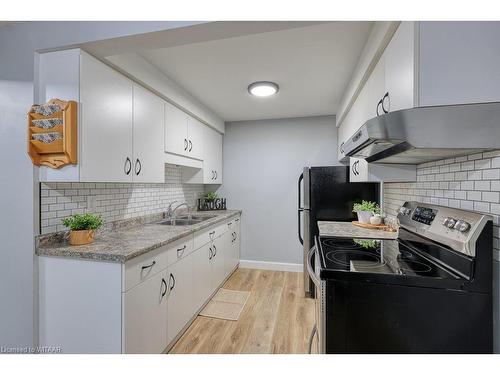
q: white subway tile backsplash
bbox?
[483,169,500,180]
[384,150,500,256]
[483,191,500,203]
[40,164,205,234]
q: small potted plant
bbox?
[353,200,380,224]
[62,213,103,246]
[204,191,219,202]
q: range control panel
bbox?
[397,201,491,257]
[411,206,437,226]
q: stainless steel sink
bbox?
[157,214,217,226]
[158,218,202,226]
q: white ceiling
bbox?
[140,22,373,122]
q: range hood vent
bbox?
[343,102,500,164]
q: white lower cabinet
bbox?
[123,269,169,354]
[166,254,195,344]
[192,244,214,312]
[39,214,241,354]
[211,235,227,291]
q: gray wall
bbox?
[0,21,200,349]
[218,116,338,266]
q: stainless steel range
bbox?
[307,201,493,353]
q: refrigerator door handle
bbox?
[298,173,304,210]
[298,208,304,245]
[298,173,304,244]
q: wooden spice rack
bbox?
[27,99,77,169]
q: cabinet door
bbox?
[187,116,204,160]
[80,53,133,182]
[192,244,213,311]
[384,21,416,112]
[349,157,369,182]
[233,217,240,267]
[123,270,168,353]
[133,85,165,183]
[166,255,194,344]
[360,54,386,123]
[203,126,223,184]
[211,235,228,290]
[164,101,188,157]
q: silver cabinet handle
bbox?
[188,140,193,152]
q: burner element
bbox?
[326,250,387,268]
[391,258,433,274]
[321,238,365,250]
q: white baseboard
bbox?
[239,260,302,273]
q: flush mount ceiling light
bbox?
[247,81,279,97]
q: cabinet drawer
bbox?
[166,235,194,266]
[124,247,169,292]
[193,220,229,250]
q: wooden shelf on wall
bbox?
[27,99,77,169]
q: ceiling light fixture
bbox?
[248,81,279,97]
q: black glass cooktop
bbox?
[319,237,459,279]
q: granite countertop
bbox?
[36,210,242,263]
[318,221,398,240]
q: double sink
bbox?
[158,214,217,226]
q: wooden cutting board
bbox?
[352,221,392,231]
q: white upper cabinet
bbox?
[383,21,416,112]
[164,102,204,161]
[349,157,416,183]
[203,126,223,184]
[164,101,189,157]
[187,116,204,160]
[182,125,223,185]
[38,49,223,184]
[80,52,134,182]
[133,85,165,183]
[337,21,500,160]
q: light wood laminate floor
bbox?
[169,268,315,354]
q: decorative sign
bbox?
[198,198,227,211]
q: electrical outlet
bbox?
[87,196,98,212]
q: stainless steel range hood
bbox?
[343,102,500,164]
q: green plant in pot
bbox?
[62,213,103,246]
[352,200,380,224]
[204,191,219,202]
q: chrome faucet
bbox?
[165,201,189,219]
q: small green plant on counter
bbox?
[62,213,103,231]
[204,191,219,202]
[353,239,381,249]
[353,200,380,214]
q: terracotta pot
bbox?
[69,229,95,246]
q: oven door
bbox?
[307,239,325,354]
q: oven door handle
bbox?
[308,324,317,354]
[307,246,321,287]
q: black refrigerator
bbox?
[298,166,380,297]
